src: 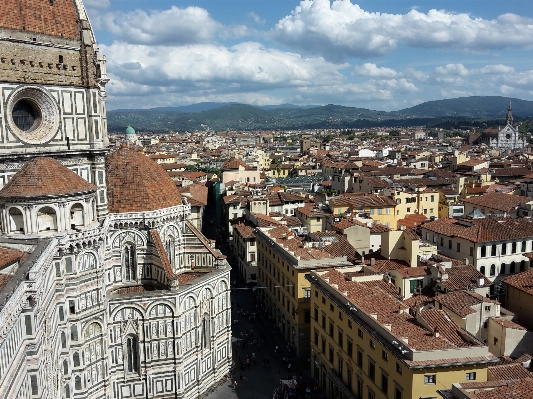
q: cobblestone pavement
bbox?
[205,281,323,399]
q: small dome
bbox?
[125,126,136,135]
[105,147,182,213]
[0,157,97,199]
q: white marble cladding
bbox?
[0,83,108,150]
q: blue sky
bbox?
[83,0,533,111]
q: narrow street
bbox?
[205,273,322,399]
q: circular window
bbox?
[506,133,511,140]
[7,87,59,144]
[12,99,41,131]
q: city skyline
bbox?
[85,0,533,111]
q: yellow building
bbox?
[307,267,498,399]
[329,194,397,229]
[255,226,353,356]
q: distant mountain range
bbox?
[107,96,533,133]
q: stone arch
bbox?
[110,230,147,249]
[112,306,145,322]
[69,202,85,229]
[147,302,175,318]
[7,206,24,234]
[77,251,98,272]
[37,205,58,232]
[122,242,137,282]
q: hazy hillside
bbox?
[107,96,533,133]
[397,96,533,118]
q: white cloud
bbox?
[249,12,265,25]
[435,64,469,76]
[102,41,348,106]
[272,0,533,61]
[100,6,248,45]
[353,63,397,78]
[476,64,515,75]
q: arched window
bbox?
[512,242,517,254]
[63,359,69,374]
[166,236,175,267]
[61,331,67,349]
[502,244,507,255]
[501,263,506,274]
[8,207,24,234]
[69,203,85,229]
[510,262,516,274]
[490,264,496,277]
[37,206,58,232]
[480,266,485,276]
[481,246,486,257]
[201,314,210,349]
[126,335,139,373]
[123,244,136,281]
[74,376,82,390]
[71,325,78,341]
[65,384,71,398]
[522,241,527,252]
[73,352,80,367]
[491,244,497,256]
[521,260,526,272]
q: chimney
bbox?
[477,277,485,286]
[434,326,440,338]
[464,258,469,265]
[370,258,376,266]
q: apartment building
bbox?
[420,218,533,288]
[307,267,498,399]
[255,226,353,356]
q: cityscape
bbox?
[0,1,533,399]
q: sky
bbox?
[83,0,533,111]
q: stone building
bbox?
[0,1,232,398]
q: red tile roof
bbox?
[106,146,182,213]
[0,157,96,199]
[422,217,533,243]
[0,0,80,39]
[462,192,531,213]
[503,269,533,296]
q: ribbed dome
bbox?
[0,157,97,199]
[105,146,182,213]
[0,0,81,39]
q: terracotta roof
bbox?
[466,377,533,399]
[105,146,182,213]
[0,0,80,39]
[318,269,486,353]
[461,193,531,213]
[177,273,200,284]
[150,230,176,280]
[0,247,26,270]
[435,290,497,317]
[503,269,533,296]
[0,157,97,199]
[221,158,251,170]
[114,285,159,294]
[489,317,526,330]
[439,265,492,291]
[422,217,533,243]
[233,222,256,239]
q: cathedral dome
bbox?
[125,126,136,135]
[0,157,97,199]
[105,146,182,213]
[0,0,81,39]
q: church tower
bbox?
[506,102,513,126]
[0,0,109,218]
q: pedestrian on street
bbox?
[233,381,238,390]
